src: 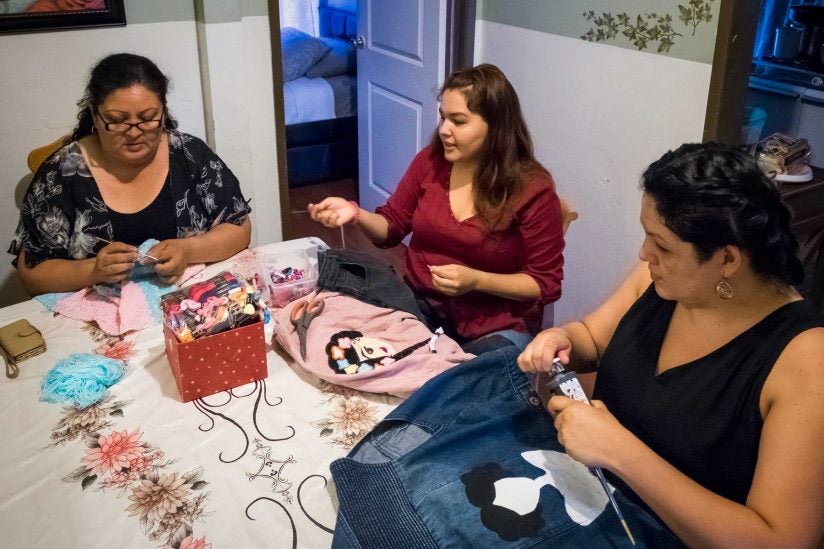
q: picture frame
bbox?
[0,0,126,35]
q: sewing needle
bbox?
[292,210,346,248]
[95,236,159,262]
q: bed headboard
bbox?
[318,0,357,41]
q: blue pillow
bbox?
[281,27,332,82]
[306,37,356,78]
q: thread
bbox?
[40,353,126,408]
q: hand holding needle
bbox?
[95,236,159,262]
[292,209,347,249]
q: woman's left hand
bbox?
[428,264,480,296]
[548,397,630,470]
[148,239,189,284]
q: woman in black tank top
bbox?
[518,143,824,547]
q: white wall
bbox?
[475,21,712,323]
[0,2,280,307]
[200,13,281,252]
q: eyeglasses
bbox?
[93,107,164,133]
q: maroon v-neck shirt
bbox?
[375,146,564,339]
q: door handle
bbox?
[352,36,365,49]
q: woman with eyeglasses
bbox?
[8,53,252,295]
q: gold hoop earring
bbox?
[716,278,734,300]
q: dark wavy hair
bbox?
[642,142,804,286]
[68,53,178,143]
[429,64,550,230]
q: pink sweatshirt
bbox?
[274,291,474,397]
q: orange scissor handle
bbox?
[290,297,325,325]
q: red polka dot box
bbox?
[163,320,267,402]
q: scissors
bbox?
[290,296,325,360]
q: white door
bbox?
[356,0,446,211]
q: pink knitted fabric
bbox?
[46,264,205,336]
[52,282,153,335]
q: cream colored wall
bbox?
[475,20,713,323]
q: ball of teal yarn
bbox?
[40,353,126,409]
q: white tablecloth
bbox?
[0,239,401,548]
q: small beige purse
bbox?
[0,319,46,379]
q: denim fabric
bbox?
[476,330,535,355]
[331,347,683,548]
[416,297,533,354]
[317,249,428,321]
[460,334,515,356]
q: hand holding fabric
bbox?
[428,264,480,296]
[92,241,136,285]
[149,239,189,284]
[517,329,572,373]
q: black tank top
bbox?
[594,284,824,514]
[109,176,177,246]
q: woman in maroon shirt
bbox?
[309,64,564,352]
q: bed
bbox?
[282,1,358,187]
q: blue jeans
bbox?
[462,329,534,355]
[330,347,682,548]
[317,248,428,321]
[318,250,534,354]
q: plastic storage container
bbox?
[741,107,768,147]
[257,242,321,308]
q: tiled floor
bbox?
[284,179,407,274]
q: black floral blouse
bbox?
[8,130,252,268]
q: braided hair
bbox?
[641,142,804,286]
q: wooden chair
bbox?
[27,135,67,172]
[560,197,579,235]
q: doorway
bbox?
[705,0,824,156]
[267,0,475,253]
[706,0,824,311]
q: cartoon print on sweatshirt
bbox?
[461,449,611,541]
[325,330,432,375]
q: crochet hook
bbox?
[94,237,159,262]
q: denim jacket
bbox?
[330,346,683,548]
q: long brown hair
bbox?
[430,64,549,229]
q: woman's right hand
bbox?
[517,328,572,373]
[91,241,137,285]
[308,197,358,227]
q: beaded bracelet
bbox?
[348,200,361,224]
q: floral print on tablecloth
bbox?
[49,325,213,547]
[312,381,381,449]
